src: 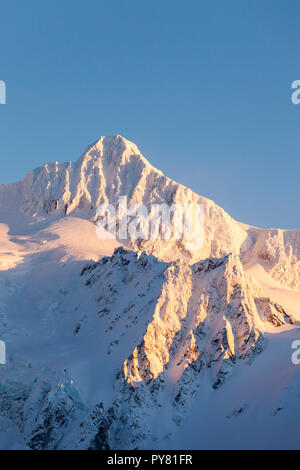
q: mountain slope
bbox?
[0,246,296,449]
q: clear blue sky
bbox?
[0,0,299,229]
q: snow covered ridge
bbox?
[0,134,299,289]
[0,247,295,450]
[83,247,295,392]
[77,247,295,449]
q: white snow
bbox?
[0,135,299,450]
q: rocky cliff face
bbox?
[0,247,295,449]
[81,247,296,449]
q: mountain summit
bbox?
[1,135,299,288]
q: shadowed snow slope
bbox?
[0,135,299,449]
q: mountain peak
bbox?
[74,135,159,182]
[84,134,145,164]
[1,135,299,291]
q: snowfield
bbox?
[0,135,299,449]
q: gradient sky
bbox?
[0,0,299,229]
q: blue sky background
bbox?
[0,0,299,228]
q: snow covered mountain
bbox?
[1,135,299,288]
[0,135,299,449]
